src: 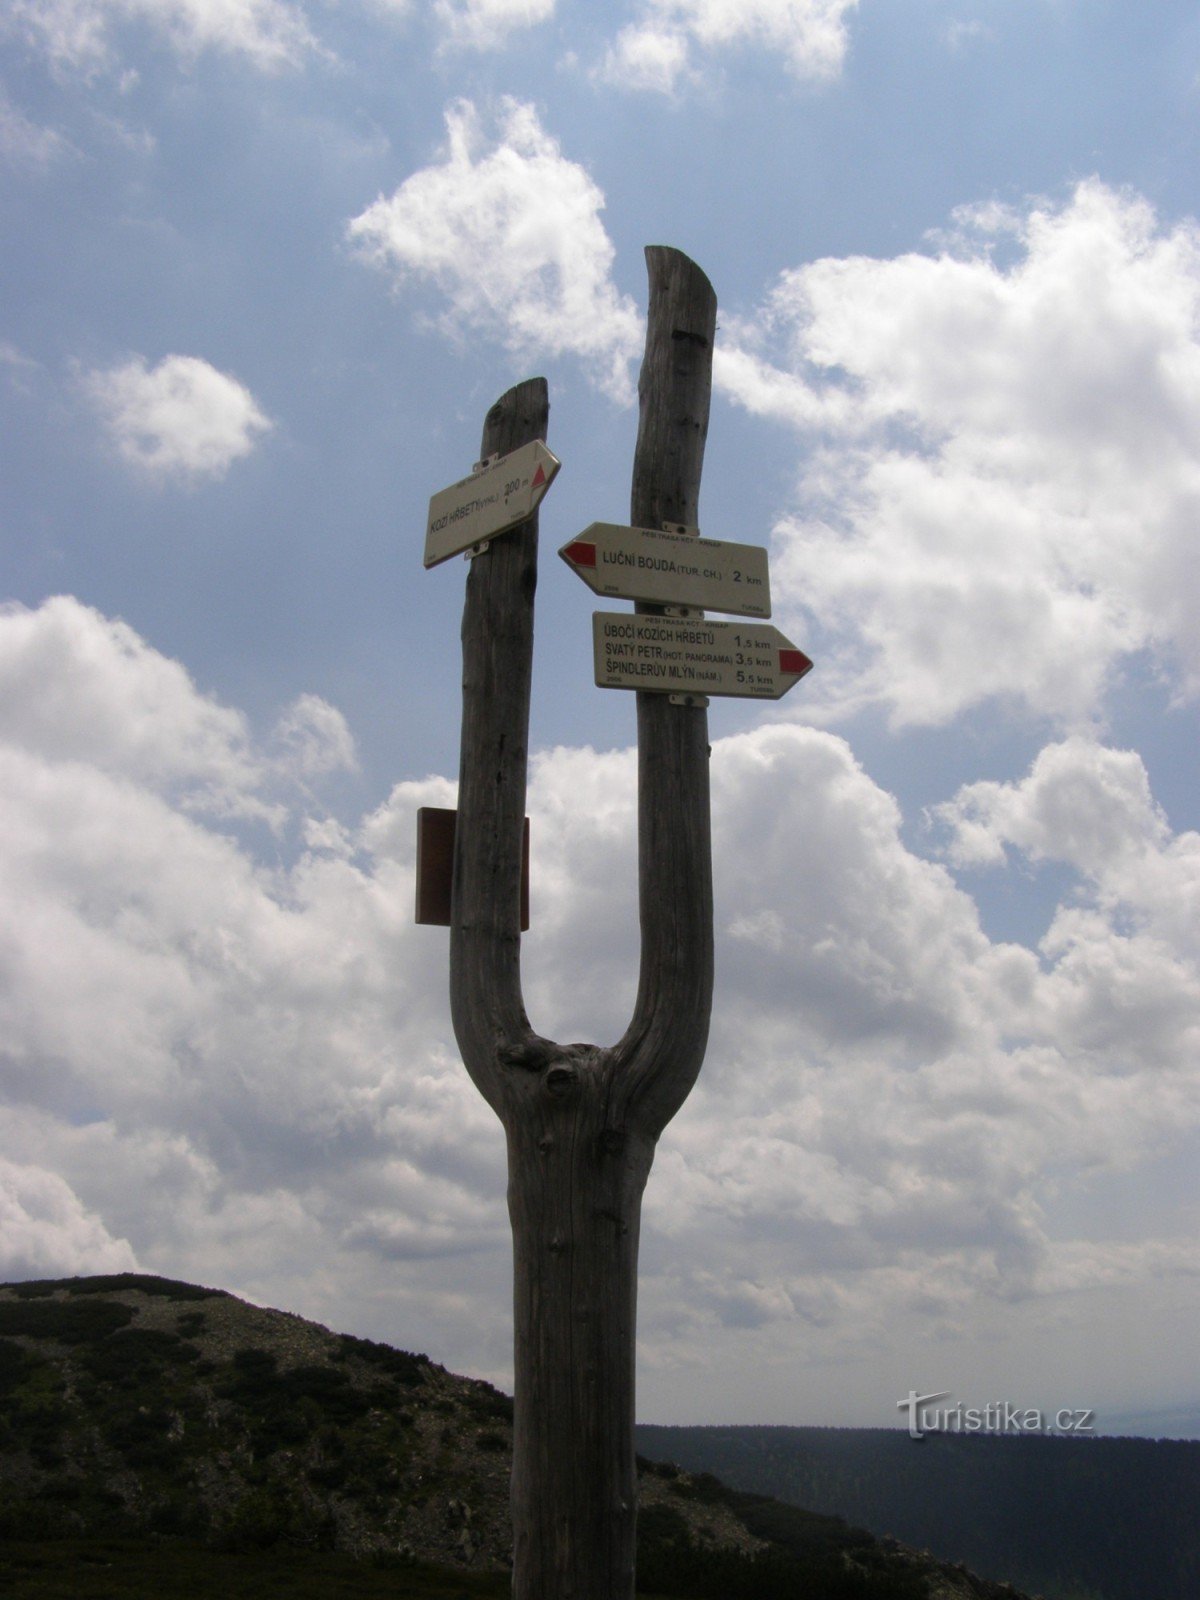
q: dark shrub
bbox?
[215,1486,336,1552]
[278,1364,370,1422]
[107,1403,183,1468]
[467,1384,513,1422]
[65,1274,221,1301]
[81,1328,198,1382]
[336,1332,427,1387]
[0,1298,133,1343]
[0,1336,39,1395]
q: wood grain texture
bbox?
[449,377,555,1117]
[618,245,717,1137]
[447,249,717,1600]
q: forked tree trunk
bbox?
[449,248,717,1600]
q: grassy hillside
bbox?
[1,1274,1034,1599]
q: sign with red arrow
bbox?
[424,439,561,568]
[592,613,812,699]
[559,523,771,617]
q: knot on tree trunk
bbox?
[498,1037,598,1077]
[544,1061,578,1097]
[498,1036,559,1072]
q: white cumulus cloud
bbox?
[1,598,1196,1416]
[270,694,359,782]
[597,22,695,93]
[934,738,1171,876]
[433,0,555,52]
[3,0,316,76]
[934,737,1200,953]
[83,353,273,484]
[718,181,1200,727]
[0,595,275,821]
[347,98,644,403]
[599,0,858,93]
[0,1159,138,1280]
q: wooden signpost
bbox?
[422,248,810,1600]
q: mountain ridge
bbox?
[635,1420,1200,1600]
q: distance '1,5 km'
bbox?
[593,613,812,700]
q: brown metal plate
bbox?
[415,807,529,930]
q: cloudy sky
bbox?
[2,0,1198,1438]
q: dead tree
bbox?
[449,247,717,1600]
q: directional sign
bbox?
[559,523,771,617]
[593,613,812,700]
[424,440,561,568]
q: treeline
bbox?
[635,1424,1200,1600]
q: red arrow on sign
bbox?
[531,463,547,489]
[562,540,597,568]
[779,649,813,678]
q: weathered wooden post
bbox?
[445,248,717,1599]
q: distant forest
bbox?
[634,1424,1200,1600]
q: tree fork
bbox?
[448,249,717,1600]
